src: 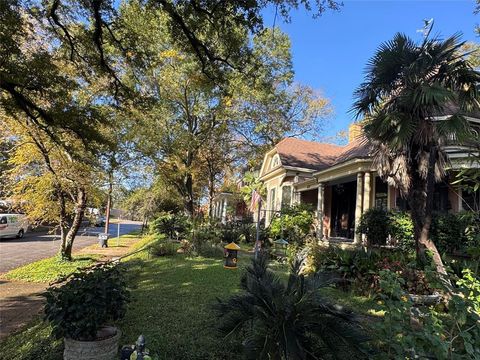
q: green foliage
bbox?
[431,211,480,254]
[373,269,480,359]
[214,253,370,359]
[357,209,414,250]
[149,239,177,257]
[44,263,129,341]
[150,212,190,240]
[122,182,183,222]
[195,243,225,258]
[119,256,245,359]
[357,208,390,245]
[268,205,314,244]
[389,211,415,251]
[308,246,435,295]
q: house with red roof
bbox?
[259,122,480,244]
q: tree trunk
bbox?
[59,187,87,261]
[421,148,453,292]
[408,147,452,292]
[208,173,215,218]
[184,172,194,217]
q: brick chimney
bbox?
[348,123,363,143]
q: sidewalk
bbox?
[0,281,46,341]
[0,233,142,341]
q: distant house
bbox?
[211,192,248,224]
[259,121,480,244]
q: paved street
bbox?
[0,221,142,274]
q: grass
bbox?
[0,241,380,360]
[2,230,143,283]
[2,255,100,283]
[0,317,62,360]
[118,255,244,360]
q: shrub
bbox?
[150,212,190,240]
[214,253,370,359]
[357,208,390,245]
[196,242,224,258]
[237,222,256,243]
[191,224,221,246]
[220,224,241,243]
[430,212,466,254]
[150,240,177,257]
[44,263,129,341]
[373,269,480,359]
[357,209,414,249]
[389,211,414,251]
[268,205,314,244]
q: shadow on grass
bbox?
[118,255,243,360]
[0,317,62,360]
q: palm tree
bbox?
[353,29,480,279]
[214,253,369,359]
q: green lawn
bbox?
[2,255,100,283]
[119,255,244,360]
[2,231,144,283]
[0,247,380,360]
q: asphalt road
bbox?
[0,221,142,274]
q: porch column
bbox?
[354,172,364,244]
[363,172,372,212]
[317,183,325,241]
[221,198,227,223]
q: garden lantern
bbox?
[224,242,241,269]
[274,238,289,258]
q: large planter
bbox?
[408,293,442,306]
[64,327,121,360]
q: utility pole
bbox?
[104,172,113,234]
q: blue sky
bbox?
[262,0,479,142]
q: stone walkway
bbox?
[0,233,142,342]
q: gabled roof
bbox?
[274,137,371,172]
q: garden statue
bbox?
[120,335,152,360]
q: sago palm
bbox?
[214,253,369,359]
[353,29,480,276]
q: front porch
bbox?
[296,169,394,244]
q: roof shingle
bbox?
[275,137,371,172]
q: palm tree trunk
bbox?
[409,148,453,292]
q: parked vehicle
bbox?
[0,214,28,239]
[94,215,106,227]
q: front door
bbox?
[330,181,356,239]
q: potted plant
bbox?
[44,263,130,360]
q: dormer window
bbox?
[271,154,280,169]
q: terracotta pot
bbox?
[63,327,121,360]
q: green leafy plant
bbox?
[357,209,414,250]
[150,212,190,240]
[357,208,391,246]
[373,269,480,359]
[150,240,177,257]
[214,253,370,359]
[44,263,129,341]
[389,211,414,251]
[269,205,314,244]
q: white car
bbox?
[0,214,27,239]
